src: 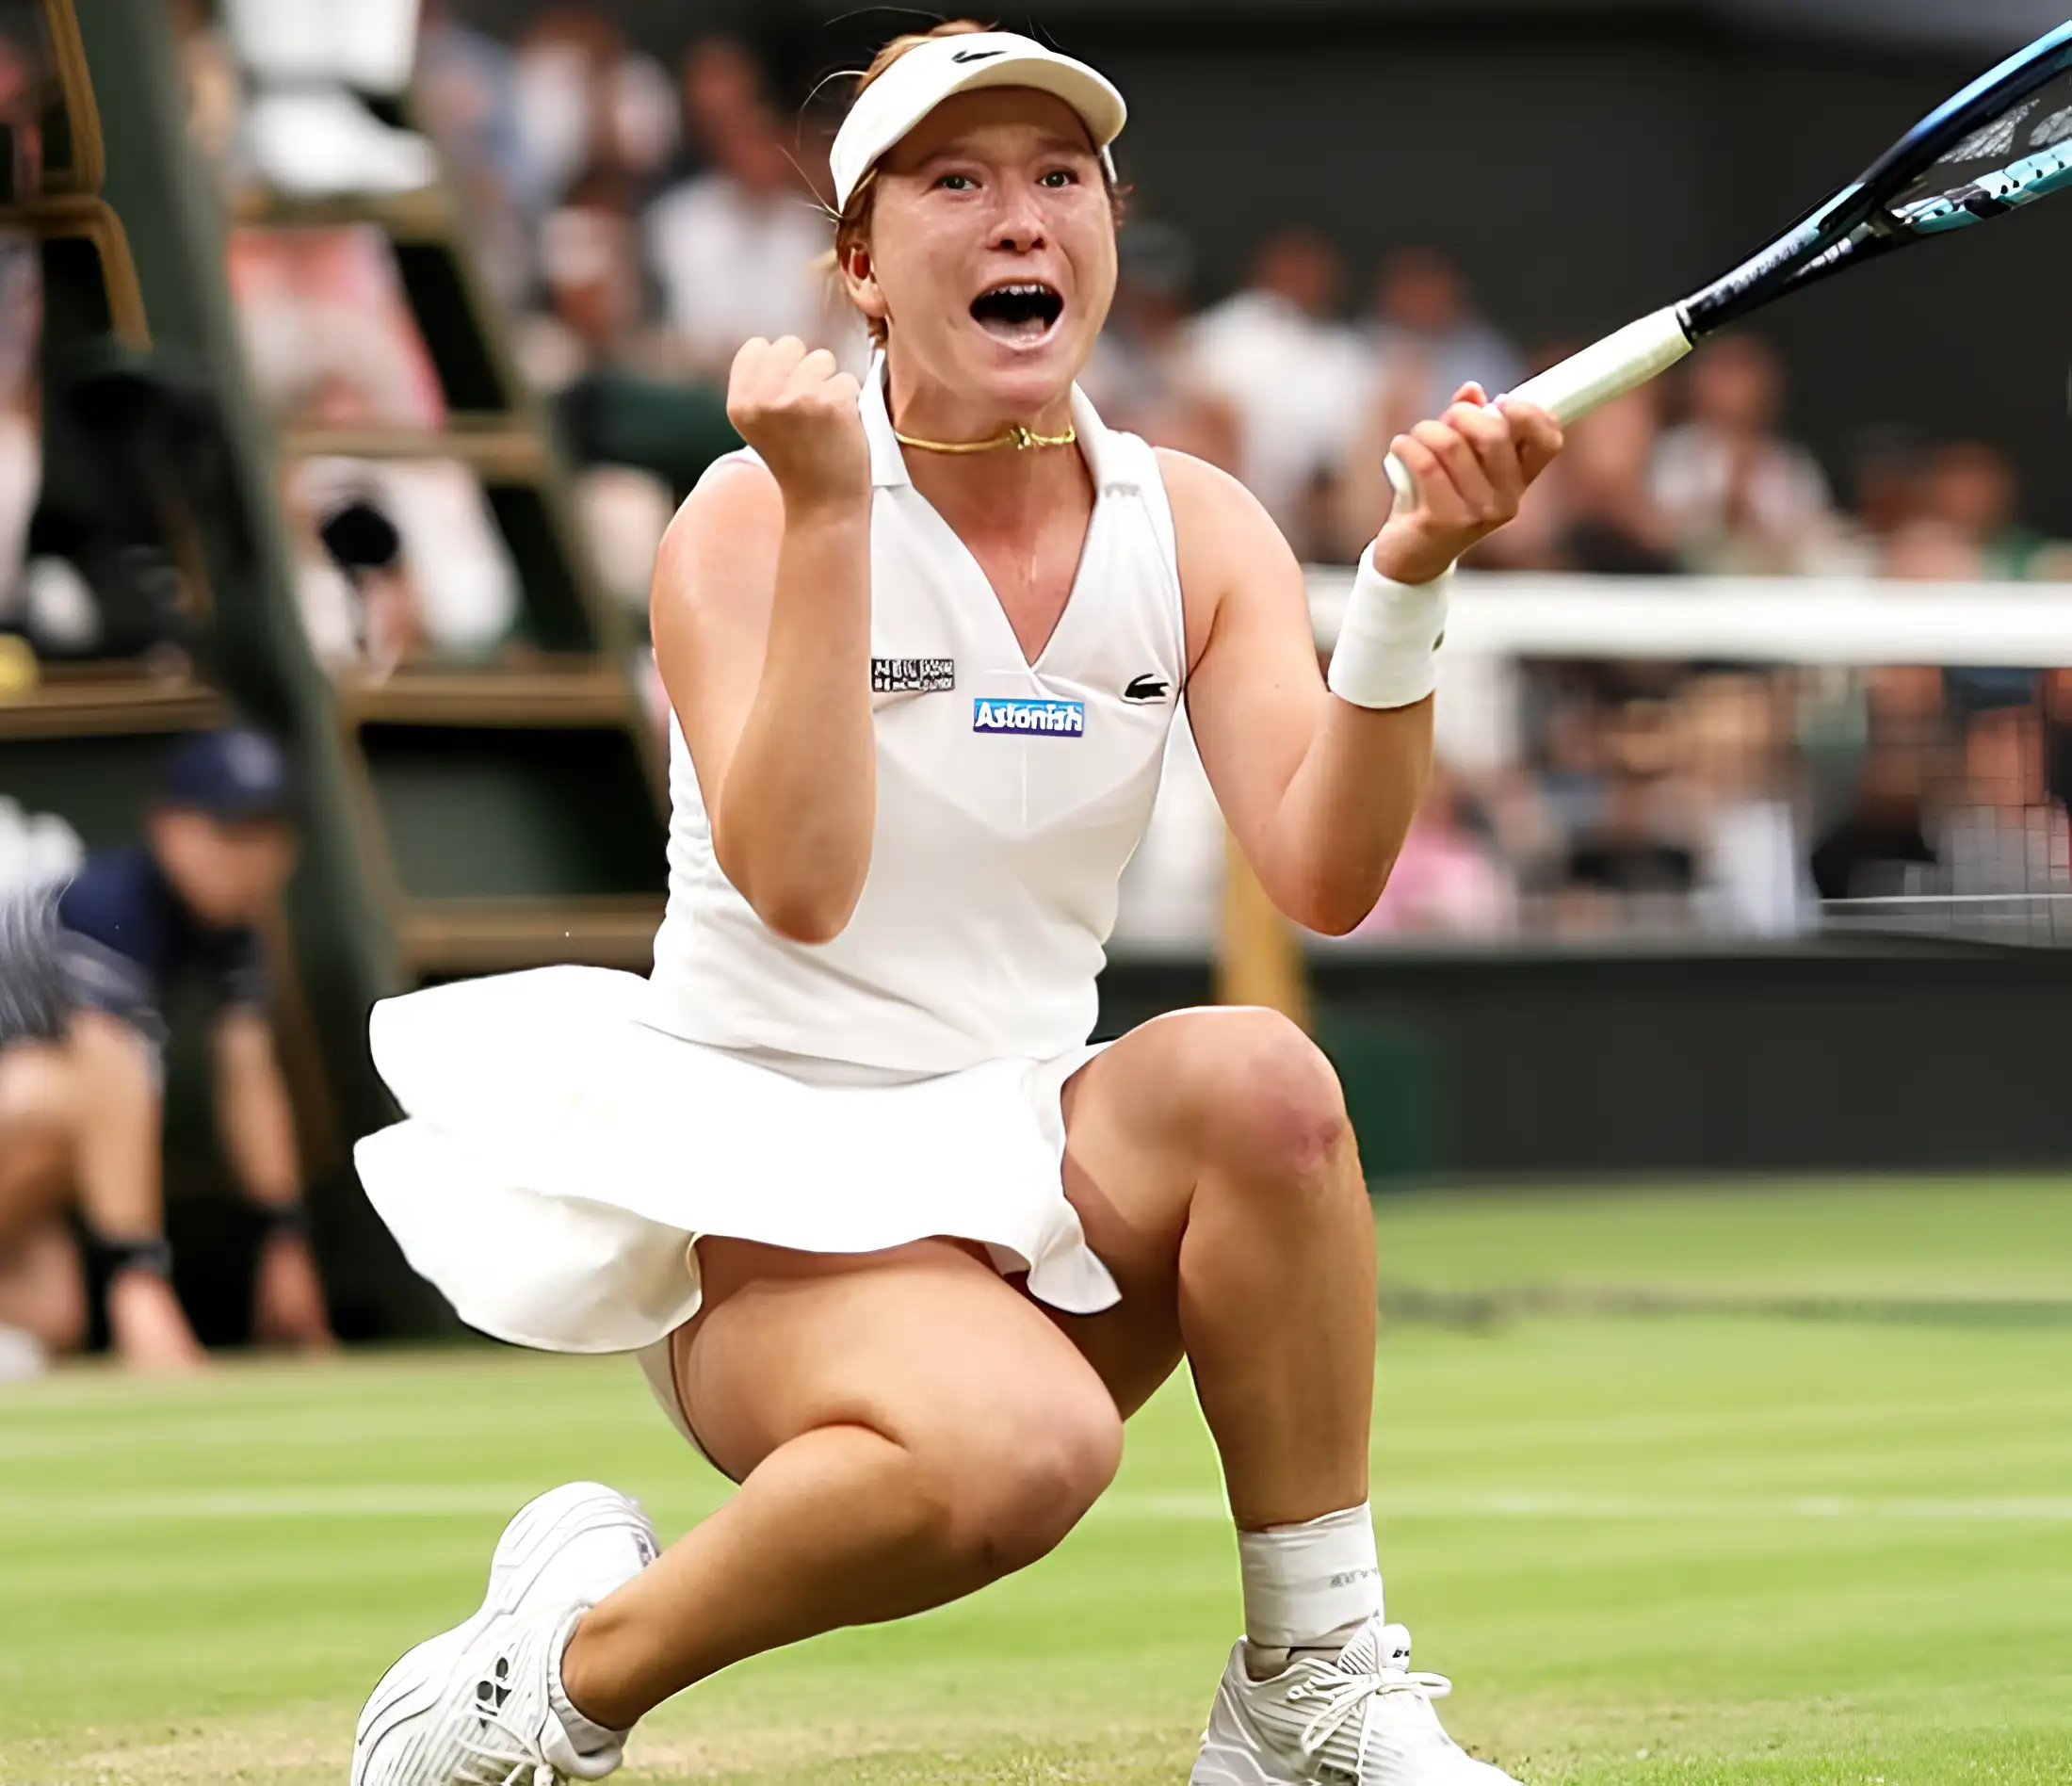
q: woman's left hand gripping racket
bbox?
[1385,19,2072,511]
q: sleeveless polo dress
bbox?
[354,356,1189,1371]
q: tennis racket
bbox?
[1385,18,2072,511]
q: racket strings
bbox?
[1896,62,2072,226]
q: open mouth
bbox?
[969,281,1064,343]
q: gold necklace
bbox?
[891,421,1077,454]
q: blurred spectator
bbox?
[1866,661,1953,755]
[221,0,436,198]
[1652,335,1838,575]
[677,37,768,166]
[0,17,47,204]
[508,9,629,209]
[578,465,675,618]
[1529,676,1611,859]
[1845,426,1931,546]
[1684,671,1809,936]
[0,797,84,1368]
[284,457,520,673]
[1902,449,2064,708]
[511,157,740,507]
[1811,749,1938,902]
[611,55,685,191]
[1560,769,1699,931]
[1184,228,1373,552]
[1553,390,1684,576]
[1352,767,1513,938]
[1928,702,2071,914]
[1811,665,1955,908]
[415,0,535,306]
[228,225,446,430]
[283,475,422,676]
[519,169,688,391]
[1082,219,1239,471]
[1917,442,2072,581]
[523,169,745,503]
[646,75,850,377]
[418,1,526,200]
[0,797,82,902]
[0,730,332,1371]
[1481,385,1682,576]
[1365,247,1523,431]
[1332,250,1524,562]
[1881,516,1984,582]
[1555,699,1701,932]
[0,233,39,617]
[1921,443,2018,570]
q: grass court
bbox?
[4,1179,2071,1783]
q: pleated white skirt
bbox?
[352,966,1119,1354]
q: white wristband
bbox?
[1326,546,1453,710]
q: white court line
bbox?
[0,1486,538,1519]
[5,1487,2072,1524]
[1096,1491,2072,1522]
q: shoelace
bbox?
[454,1696,562,1786]
[1287,1660,1455,1760]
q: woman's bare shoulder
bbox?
[654,452,786,615]
[1152,446,1303,622]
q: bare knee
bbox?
[1190,1009,1353,1191]
[918,1384,1124,1580]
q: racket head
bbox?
[1683,20,2072,334]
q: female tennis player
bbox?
[350,24,1561,1786]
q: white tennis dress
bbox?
[354,355,1188,1371]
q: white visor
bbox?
[829,31,1126,213]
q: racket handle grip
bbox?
[1384,305,1693,512]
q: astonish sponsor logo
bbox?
[972,697,1085,738]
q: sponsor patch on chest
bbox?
[871,657,955,693]
[972,697,1085,738]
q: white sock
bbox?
[1238,1503,1382,1674]
[549,1610,626,1755]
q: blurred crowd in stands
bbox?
[8,6,2072,954]
[407,12,2072,948]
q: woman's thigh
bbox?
[672,1235,1122,1486]
[1048,1006,1349,1418]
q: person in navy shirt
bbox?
[0,727,332,1370]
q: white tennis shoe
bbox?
[351,1482,659,1786]
[1191,1616,1520,1786]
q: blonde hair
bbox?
[827,19,1124,346]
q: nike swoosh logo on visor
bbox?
[951,48,1009,62]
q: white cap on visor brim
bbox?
[829,32,1126,213]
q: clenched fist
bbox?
[1374,384,1564,586]
[727,336,868,513]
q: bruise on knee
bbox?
[925,1391,1125,1579]
[1196,1011,1353,1189]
